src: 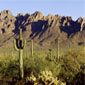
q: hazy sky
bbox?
[0,0,85,20]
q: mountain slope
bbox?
[0,10,85,48]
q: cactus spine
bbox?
[14,26,26,79]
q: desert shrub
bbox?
[0,46,84,85]
[4,60,19,77]
[24,54,51,76]
[72,69,85,85]
[44,47,85,84]
[0,59,19,78]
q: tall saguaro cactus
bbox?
[31,40,34,57]
[57,37,59,60]
[14,26,26,79]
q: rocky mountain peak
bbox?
[28,11,44,22]
[0,10,85,47]
[0,10,15,34]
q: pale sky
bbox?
[0,0,85,20]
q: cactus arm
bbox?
[20,39,26,49]
[23,39,26,48]
[13,39,19,51]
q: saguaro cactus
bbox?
[57,38,59,60]
[14,26,26,79]
[31,40,34,57]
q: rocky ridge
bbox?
[0,10,85,47]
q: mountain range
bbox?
[0,10,85,49]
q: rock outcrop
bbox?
[0,10,15,34]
